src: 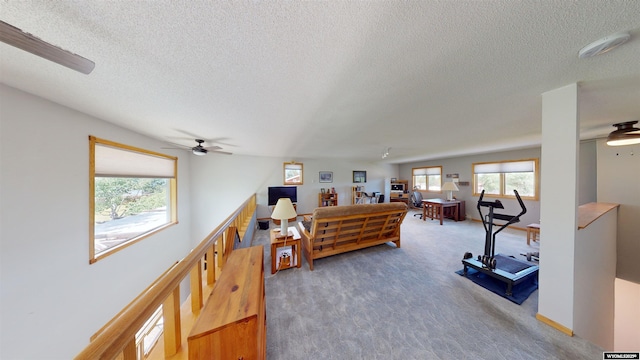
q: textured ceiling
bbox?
[1,1,639,163]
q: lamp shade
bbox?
[442,182,460,192]
[607,121,640,146]
[271,198,297,220]
[442,181,459,201]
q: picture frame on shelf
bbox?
[353,171,367,183]
[321,188,326,194]
[391,177,397,183]
[319,171,333,183]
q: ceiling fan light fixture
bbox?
[192,148,207,155]
[606,121,640,146]
[578,32,631,59]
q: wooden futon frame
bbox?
[298,202,408,270]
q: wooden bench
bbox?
[526,223,540,245]
[298,203,408,270]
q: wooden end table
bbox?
[270,226,302,274]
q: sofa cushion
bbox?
[312,202,407,220]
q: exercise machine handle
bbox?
[512,189,527,222]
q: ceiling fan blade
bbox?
[210,150,233,155]
[0,20,95,74]
[203,145,223,151]
[161,142,191,150]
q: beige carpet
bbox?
[253,210,601,359]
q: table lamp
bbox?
[442,181,459,201]
[271,198,297,237]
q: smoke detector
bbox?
[578,32,631,59]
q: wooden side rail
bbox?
[75,194,256,360]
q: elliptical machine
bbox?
[462,189,539,296]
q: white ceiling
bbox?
[1,1,639,163]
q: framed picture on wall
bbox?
[319,171,333,183]
[353,171,367,183]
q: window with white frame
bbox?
[412,166,442,192]
[472,159,538,199]
[89,136,177,263]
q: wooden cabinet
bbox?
[442,200,466,221]
[319,192,338,207]
[390,180,409,204]
[188,246,266,360]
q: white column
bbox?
[538,83,579,331]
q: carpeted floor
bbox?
[252,209,602,359]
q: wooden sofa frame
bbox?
[297,202,408,270]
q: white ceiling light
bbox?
[578,32,631,59]
[192,148,207,155]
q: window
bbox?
[89,136,177,263]
[472,159,538,199]
[412,166,442,192]
[135,305,164,358]
[283,162,303,185]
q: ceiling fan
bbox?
[0,20,95,74]
[164,139,232,156]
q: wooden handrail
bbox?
[75,194,256,360]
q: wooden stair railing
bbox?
[75,194,256,360]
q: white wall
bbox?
[538,83,579,331]
[578,139,597,205]
[614,278,640,351]
[574,208,617,349]
[596,139,640,283]
[398,147,542,226]
[189,154,398,243]
[0,85,193,359]
[595,138,640,351]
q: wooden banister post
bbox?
[207,246,215,285]
[217,234,226,269]
[162,287,182,356]
[190,260,203,313]
[120,336,137,360]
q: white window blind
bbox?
[474,160,535,174]
[413,167,441,175]
[95,144,175,178]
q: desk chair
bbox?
[363,192,377,204]
[410,191,424,218]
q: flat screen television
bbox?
[268,186,297,206]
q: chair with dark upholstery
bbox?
[410,191,424,218]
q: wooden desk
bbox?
[390,192,410,204]
[270,226,302,274]
[422,198,460,225]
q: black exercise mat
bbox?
[494,254,534,274]
[456,268,538,305]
